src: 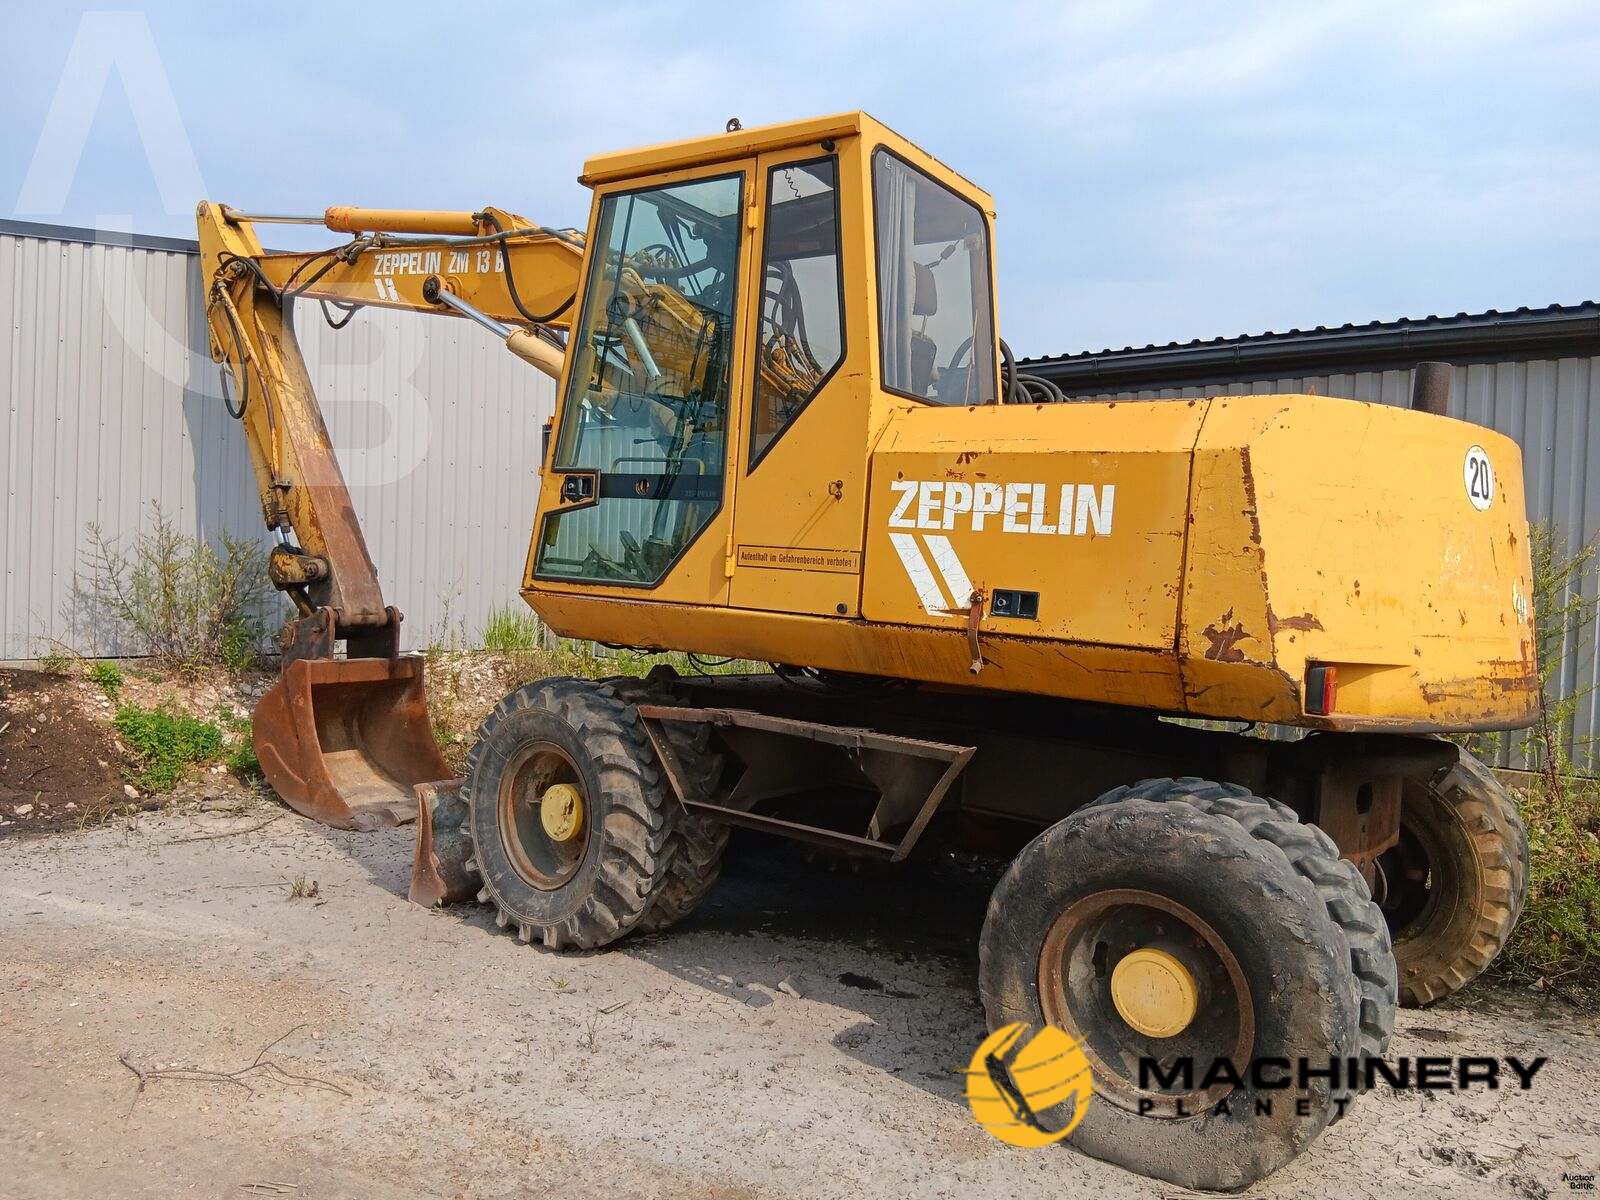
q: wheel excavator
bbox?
[197,112,1538,1190]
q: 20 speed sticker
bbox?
[1464,445,1494,511]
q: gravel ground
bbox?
[2,803,1596,1199]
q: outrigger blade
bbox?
[253,656,454,831]
[408,778,475,907]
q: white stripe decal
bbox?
[889,532,948,615]
[922,534,974,607]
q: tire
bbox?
[464,677,674,951]
[1381,749,1529,1006]
[595,674,730,935]
[978,777,1397,1192]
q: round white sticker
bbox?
[1464,445,1494,510]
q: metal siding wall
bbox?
[1,230,554,660]
[1060,361,1600,766]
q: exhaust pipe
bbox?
[1411,361,1452,416]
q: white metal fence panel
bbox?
[0,223,555,661]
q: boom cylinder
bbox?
[323,206,482,236]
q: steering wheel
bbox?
[945,335,974,374]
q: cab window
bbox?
[536,173,743,585]
[750,156,844,466]
[872,149,996,406]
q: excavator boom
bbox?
[195,201,584,835]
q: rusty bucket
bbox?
[253,655,454,831]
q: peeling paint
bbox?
[1201,608,1251,662]
[1238,446,1263,548]
[1267,607,1324,635]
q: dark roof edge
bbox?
[0,218,199,256]
[1019,304,1600,391]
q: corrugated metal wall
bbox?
[1,224,555,660]
[1060,361,1600,766]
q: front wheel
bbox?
[464,678,675,950]
[978,778,1395,1192]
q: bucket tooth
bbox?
[495,909,511,929]
[542,926,561,950]
[465,857,481,878]
[518,924,534,944]
[476,887,493,904]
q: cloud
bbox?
[2,0,1594,354]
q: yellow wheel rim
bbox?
[1109,947,1198,1039]
[539,782,584,843]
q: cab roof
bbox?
[579,111,994,210]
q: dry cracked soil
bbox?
[2,803,1597,1199]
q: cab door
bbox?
[727,141,872,617]
[530,167,755,607]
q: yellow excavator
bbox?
[198,113,1536,1190]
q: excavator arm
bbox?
[196,194,817,846]
[194,201,585,835]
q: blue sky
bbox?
[4,1,1596,356]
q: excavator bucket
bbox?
[253,656,455,831]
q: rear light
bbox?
[1306,665,1338,715]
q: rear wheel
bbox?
[1379,750,1528,1006]
[978,777,1395,1192]
[464,678,674,950]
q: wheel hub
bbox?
[1109,947,1198,1038]
[539,782,584,842]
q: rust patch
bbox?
[955,451,979,465]
[1201,608,1251,662]
[1267,607,1324,635]
[1353,579,1361,596]
[1238,447,1263,547]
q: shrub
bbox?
[76,502,277,674]
[86,660,124,699]
[1528,520,1598,771]
[114,703,224,792]
[1488,521,1600,1004]
[1506,773,1600,1004]
[37,649,73,675]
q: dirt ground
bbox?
[0,666,270,837]
[1,804,1596,1199]
[0,669,126,833]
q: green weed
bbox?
[482,605,541,653]
[86,660,124,699]
[113,703,224,793]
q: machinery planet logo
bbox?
[964,1023,1094,1147]
[966,1026,1550,1147]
